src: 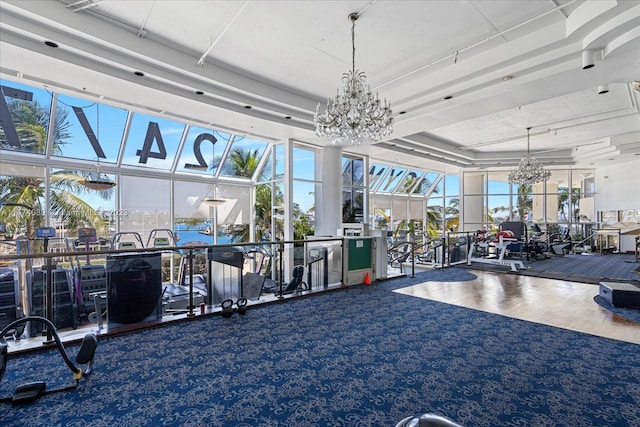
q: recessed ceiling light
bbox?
[399,111,406,115]
[444,95,453,100]
[134,71,145,77]
[44,41,58,48]
[284,116,291,120]
[244,105,252,109]
[195,90,204,95]
[503,75,513,81]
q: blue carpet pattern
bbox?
[594,295,640,324]
[522,253,640,283]
[2,269,640,427]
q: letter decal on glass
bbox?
[184,132,217,170]
[136,122,167,163]
[72,106,106,158]
[0,85,33,147]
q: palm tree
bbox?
[558,186,581,223]
[221,148,262,242]
[425,205,444,237]
[342,198,357,223]
[374,208,390,230]
[223,148,261,178]
[490,205,511,227]
[514,184,533,221]
[445,197,460,232]
[292,202,313,240]
[1,170,113,241]
[0,99,110,240]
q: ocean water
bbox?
[173,228,232,246]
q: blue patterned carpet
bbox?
[594,295,640,324]
[521,253,640,283]
[2,269,640,427]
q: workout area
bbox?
[1,1,639,426]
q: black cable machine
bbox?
[73,227,108,323]
[25,227,78,338]
[0,234,21,334]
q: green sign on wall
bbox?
[347,238,372,271]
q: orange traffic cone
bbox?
[364,272,372,285]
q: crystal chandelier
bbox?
[314,13,393,145]
[508,127,551,185]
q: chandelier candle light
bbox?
[314,13,393,145]
[508,127,551,185]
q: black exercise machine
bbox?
[263,265,307,296]
[550,226,572,255]
[1,316,97,405]
[524,224,550,260]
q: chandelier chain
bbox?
[314,12,393,145]
[351,14,356,75]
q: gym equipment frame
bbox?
[1,316,97,405]
[467,230,525,272]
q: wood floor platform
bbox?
[395,270,640,345]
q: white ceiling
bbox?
[1,0,639,173]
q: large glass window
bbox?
[52,95,127,162]
[121,113,186,170]
[462,168,595,233]
[426,196,444,237]
[378,167,406,194]
[119,176,171,242]
[50,167,116,240]
[173,180,212,244]
[176,127,232,175]
[220,136,269,179]
[415,172,440,196]
[217,183,252,243]
[292,144,317,237]
[368,163,388,191]
[398,169,423,194]
[0,164,46,239]
[257,148,274,182]
[293,180,315,238]
[342,157,364,223]
[0,79,53,155]
[254,143,284,242]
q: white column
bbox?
[533,182,558,222]
[316,146,343,236]
[463,173,484,228]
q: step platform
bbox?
[599,282,640,309]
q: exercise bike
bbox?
[1,316,97,405]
